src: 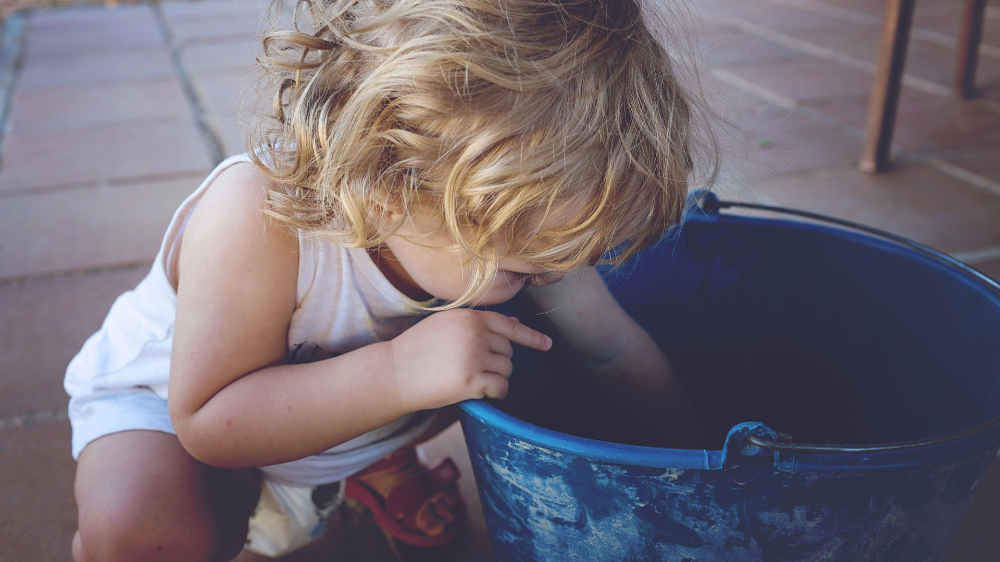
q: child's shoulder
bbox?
[203,158,278,208]
[193,160,290,236]
[178,158,299,286]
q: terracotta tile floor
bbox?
[1,0,999,560]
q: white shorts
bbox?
[68,387,175,460]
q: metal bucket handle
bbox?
[691,190,1000,455]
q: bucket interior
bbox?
[494,214,1000,449]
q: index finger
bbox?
[485,312,552,352]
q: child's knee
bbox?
[76,499,224,562]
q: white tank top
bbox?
[65,153,437,486]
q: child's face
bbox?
[373,211,568,305]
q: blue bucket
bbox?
[459,192,1000,562]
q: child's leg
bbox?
[72,430,260,562]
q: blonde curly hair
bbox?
[249,0,714,307]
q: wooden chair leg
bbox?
[954,0,988,99]
[860,0,916,174]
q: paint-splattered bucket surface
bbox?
[460,195,1000,561]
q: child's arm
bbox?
[168,163,550,468]
[521,268,712,449]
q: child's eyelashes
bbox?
[515,272,542,285]
[514,271,564,287]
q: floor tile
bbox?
[160,0,295,45]
[179,38,261,72]
[775,18,882,61]
[693,27,810,69]
[748,163,1000,254]
[16,46,175,90]
[27,4,155,31]
[979,77,1000,99]
[0,267,149,419]
[0,422,78,562]
[190,68,261,156]
[216,119,252,158]
[806,88,1000,153]
[0,122,212,192]
[168,16,266,46]
[911,1,969,37]
[7,75,192,134]
[694,0,826,30]
[982,18,1000,51]
[0,174,204,278]
[940,145,1000,184]
[809,0,885,16]
[941,457,1000,562]
[718,104,864,182]
[739,2,839,30]
[972,257,1000,283]
[800,93,875,130]
[724,57,877,102]
[771,4,1000,90]
[887,93,1000,152]
[903,36,1000,92]
[24,7,164,59]
[189,69,254,118]
[713,3,1000,94]
[160,0,275,21]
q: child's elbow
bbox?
[168,404,232,467]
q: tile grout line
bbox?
[0,168,210,199]
[0,260,154,287]
[152,2,225,168]
[0,409,70,431]
[951,246,1000,265]
[0,11,28,171]
[707,65,871,140]
[925,157,1000,199]
[705,13,1000,119]
[5,113,183,139]
[767,0,1000,60]
[705,65,1000,205]
[706,4,1000,116]
[711,15,954,98]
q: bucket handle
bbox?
[692,191,1000,298]
[744,417,1000,454]
[691,191,1000,454]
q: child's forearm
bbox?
[523,269,712,449]
[172,341,409,469]
[172,308,550,468]
[576,334,712,449]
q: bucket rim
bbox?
[696,194,1000,299]
[460,397,1000,469]
[459,398,721,469]
[462,200,1000,468]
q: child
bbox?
[65,0,712,559]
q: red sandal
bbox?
[344,447,466,548]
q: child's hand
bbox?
[389,309,551,411]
